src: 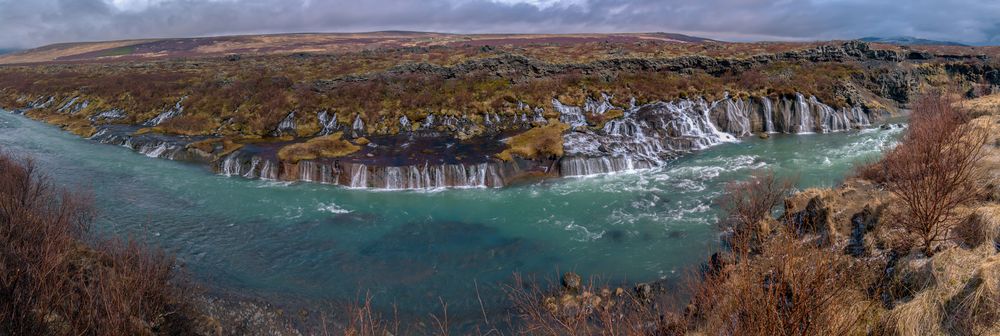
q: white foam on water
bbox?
[318,202,352,214]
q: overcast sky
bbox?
[0,0,998,49]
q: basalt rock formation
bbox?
[2,38,999,189]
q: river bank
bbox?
[0,106,907,333]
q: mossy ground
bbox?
[497,120,569,161]
[277,132,360,163]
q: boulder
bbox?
[845,205,880,257]
[562,272,582,293]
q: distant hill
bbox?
[0,49,19,55]
[0,32,714,65]
[860,36,968,46]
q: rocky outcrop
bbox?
[7,86,889,190]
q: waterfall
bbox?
[89,109,126,122]
[57,97,79,113]
[848,106,870,127]
[352,115,365,133]
[560,156,651,177]
[399,116,411,130]
[260,160,277,180]
[584,94,616,115]
[243,156,260,178]
[274,112,296,135]
[221,153,242,176]
[299,161,317,182]
[144,98,186,126]
[318,111,338,135]
[761,97,776,133]
[719,96,752,137]
[349,164,368,188]
[143,143,169,158]
[795,93,815,133]
[554,99,587,128]
[561,97,739,177]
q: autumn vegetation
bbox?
[496,121,569,161]
[276,132,361,163]
[0,151,206,335]
[502,92,1000,335]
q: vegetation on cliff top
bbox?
[1,38,996,146]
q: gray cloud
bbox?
[0,0,997,49]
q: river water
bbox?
[0,110,901,326]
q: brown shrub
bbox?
[505,274,680,336]
[685,234,880,336]
[715,170,795,256]
[0,151,193,335]
[881,93,990,255]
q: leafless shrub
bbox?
[0,151,191,335]
[715,170,795,257]
[881,92,990,255]
[339,293,400,336]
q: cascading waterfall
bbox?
[144,98,186,126]
[221,153,242,176]
[554,99,587,128]
[318,111,338,135]
[51,89,882,189]
[260,160,278,180]
[761,97,776,133]
[349,164,369,188]
[560,93,880,177]
[274,112,296,135]
[795,93,815,133]
[244,156,261,178]
[720,96,752,137]
[143,143,170,158]
[352,115,365,133]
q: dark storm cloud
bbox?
[0,0,998,49]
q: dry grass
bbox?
[885,245,999,336]
[496,121,568,161]
[954,205,1000,249]
[686,233,881,336]
[958,93,1000,117]
[277,132,361,163]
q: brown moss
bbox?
[497,120,569,161]
[277,132,360,163]
[187,138,244,157]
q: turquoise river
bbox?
[0,110,901,327]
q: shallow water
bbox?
[0,111,901,326]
